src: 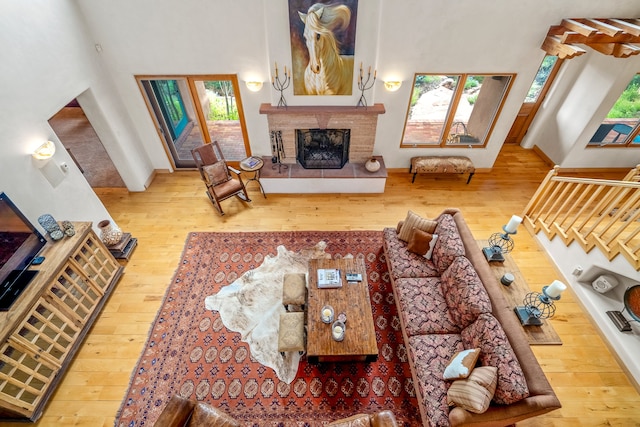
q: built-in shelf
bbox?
[572,265,640,391]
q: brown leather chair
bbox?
[154,395,398,427]
[191,142,251,215]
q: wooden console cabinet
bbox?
[0,222,124,421]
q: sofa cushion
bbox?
[203,161,230,186]
[440,257,493,328]
[408,334,464,427]
[397,210,437,242]
[395,278,459,335]
[461,313,530,405]
[383,228,440,279]
[447,366,498,414]
[432,214,466,274]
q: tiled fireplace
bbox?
[259,103,385,165]
[258,103,387,194]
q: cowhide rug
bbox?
[204,241,332,384]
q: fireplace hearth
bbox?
[296,128,350,169]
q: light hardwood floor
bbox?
[8,145,640,426]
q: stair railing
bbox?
[522,165,640,270]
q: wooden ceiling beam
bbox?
[586,42,640,58]
[605,19,640,36]
[561,18,598,36]
[582,19,624,37]
[544,17,640,59]
[613,43,640,58]
[541,35,586,59]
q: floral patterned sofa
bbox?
[382,208,561,426]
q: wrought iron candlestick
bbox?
[356,62,376,108]
[271,62,290,108]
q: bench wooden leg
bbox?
[466,172,474,184]
[412,172,417,183]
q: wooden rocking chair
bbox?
[191,142,251,215]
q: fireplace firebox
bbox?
[296,128,350,169]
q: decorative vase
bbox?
[38,214,64,241]
[61,220,75,237]
[98,219,123,246]
[365,157,381,173]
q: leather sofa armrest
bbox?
[370,410,398,427]
[326,413,372,426]
[154,395,195,427]
[187,402,240,427]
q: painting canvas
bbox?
[288,0,358,96]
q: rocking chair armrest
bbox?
[227,165,242,176]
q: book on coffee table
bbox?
[317,268,342,288]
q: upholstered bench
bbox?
[282,273,307,311]
[410,156,475,184]
[278,311,306,355]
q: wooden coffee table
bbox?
[306,258,378,363]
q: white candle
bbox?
[504,215,522,234]
[333,325,343,335]
[322,308,331,318]
[545,280,566,298]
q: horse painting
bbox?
[296,3,355,95]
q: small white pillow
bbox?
[443,348,481,380]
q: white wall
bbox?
[2,0,640,229]
[523,51,640,168]
[0,0,150,234]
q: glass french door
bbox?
[138,75,250,168]
[150,80,189,140]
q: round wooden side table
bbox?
[239,156,266,198]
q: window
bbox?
[525,56,558,103]
[588,73,640,147]
[401,74,514,148]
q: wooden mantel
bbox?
[259,103,385,116]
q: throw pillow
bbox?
[407,229,439,260]
[443,348,481,380]
[203,162,229,186]
[447,366,498,414]
[398,210,437,242]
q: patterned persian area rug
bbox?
[115,231,421,426]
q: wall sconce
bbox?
[245,81,263,92]
[514,280,566,326]
[384,81,402,92]
[482,215,522,262]
[31,140,66,187]
[32,140,56,163]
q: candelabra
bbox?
[514,281,566,326]
[271,62,290,108]
[356,62,376,108]
[482,215,522,262]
